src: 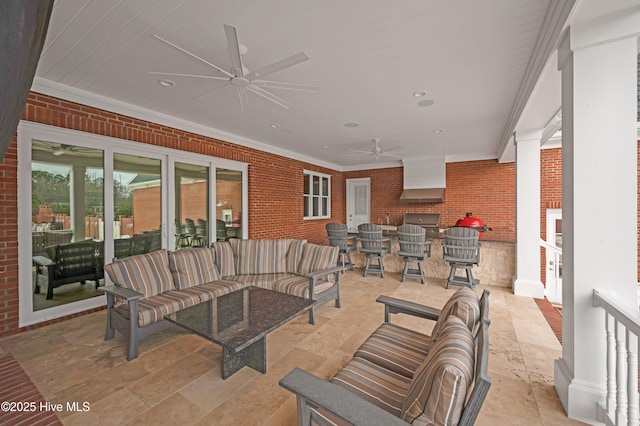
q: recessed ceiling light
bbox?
[417,100,435,107]
[413,91,427,97]
[323,145,329,149]
[344,122,359,128]
[271,124,280,129]
[433,129,443,134]
[158,79,175,87]
[446,148,453,152]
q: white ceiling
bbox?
[34,0,569,170]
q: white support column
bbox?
[513,130,545,299]
[553,11,639,424]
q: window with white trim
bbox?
[304,170,330,219]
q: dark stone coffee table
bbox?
[165,287,315,379]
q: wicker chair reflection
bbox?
[397,224,431,284]
[183,218,197,247]
[194,219,208,247]
[443,227,480,289]
[357,223,390,278]
[216,219,229,241]
[33,240,100,299]
[326,222,356,272]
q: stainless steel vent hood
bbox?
[400,157,445,203]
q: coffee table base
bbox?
[222,337,266,379]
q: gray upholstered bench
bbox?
[280,287,491,425]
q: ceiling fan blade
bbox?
[251,80,319,92]
[148,71,229,81]
[151,34,235,78]
[236,86,248,112]
[347,149,374,154]
[247,52,309,80]
[247,86,291,109]
[192,82,230,100]
[223,24,245,77]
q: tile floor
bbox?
[0,270,586,425]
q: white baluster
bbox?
[616,320,628,425]
[607,313,617,415]
[626,330,639,426]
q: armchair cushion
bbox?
[401,315,475,425]
[430,286,480,343]
[104,249,174,297]
[168,247,219,289]
[298,244,338,276]
[355,323,431,378]
[331,357,411,418]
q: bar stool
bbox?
[357,223,389,278]
[443,227,480,288]
[326,222,356,272]
[397,224,431,284]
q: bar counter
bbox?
[348,231,515,288]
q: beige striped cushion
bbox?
[355,323,431,378]
[117,289,201,327]
[168,248,220,289]
[230,273,296,289]
[192,279,246,301]
[286,239,307,273]
[331,357,412,417]
[298,244,338,275]
[104,249,174,297]
[272,275,335,298]
[231,239,291,275]
[401,316,475,426]
[211,241,236,278]
[430,286,480,343]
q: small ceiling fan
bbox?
[347,139,404,160]
[149,24,318,112]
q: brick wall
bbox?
[344,159,516,242]
[0,92,344,336]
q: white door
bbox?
[545,209,563,304]
[346,178,370,232]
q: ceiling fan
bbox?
[149,24,318,112]
[348,139,404,160]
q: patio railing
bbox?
[593,289,640,426]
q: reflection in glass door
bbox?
[113,153,162,258]
[545,209,562,304]
[31,140,104,311]
[216,169,243,240]
[175,162,210,249]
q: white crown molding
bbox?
[30,77,344,171]
[445,152,498,163]
[496,0,576,159]
[341,160,402,172]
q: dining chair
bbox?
[396,224,431,284]
[443,227,480,288]
[326,222,356,272]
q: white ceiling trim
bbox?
[29,77,346,172]
[496,0,576,159]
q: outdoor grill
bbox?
[454,212,490,234]
[403,213,441,239]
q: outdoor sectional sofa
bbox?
[280,287,491,426]
[102,238,342,360]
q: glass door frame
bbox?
[18,121,248,327]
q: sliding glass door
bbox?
[18,122,247,326]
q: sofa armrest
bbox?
[99,285,144,302]
[376,295,442,323]
[280,368,408,426]
[303,266,344,281]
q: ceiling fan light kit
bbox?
[149,24,318,112]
